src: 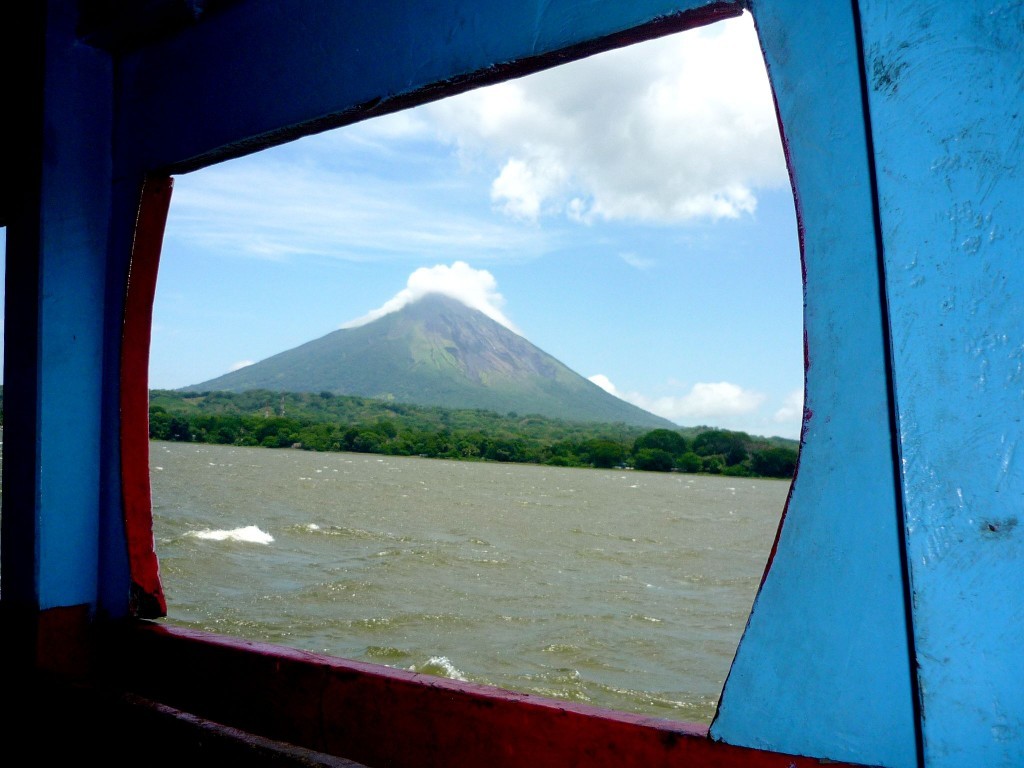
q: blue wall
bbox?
[861,3,1024,765]
[709,4,915,766]
[7,1,1024,764]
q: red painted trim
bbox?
[34,604,93,677]
[104,622,878,768]
[120,176,173,618]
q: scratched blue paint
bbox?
[708,4,916,767]
[32,6,115,610]
[859,3,1024,765]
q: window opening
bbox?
[149,11,801,724]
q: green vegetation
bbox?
[149,389,799,479]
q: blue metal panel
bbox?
[859,3,1024,765]
[114,0,742,173]
[31,1,119,610]
[710,3,916,766]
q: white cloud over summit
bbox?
[341,261,518,332]
[425,14,787,225]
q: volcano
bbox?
[184,293,675,428]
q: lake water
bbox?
[150,440,788,724]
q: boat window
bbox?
[147,10,801,724]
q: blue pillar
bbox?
[710,3,917,766]
[860,3,1024,765]
[1,0,133,663]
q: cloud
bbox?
[163,13,783,266]
[424,13,787,224]
[165,147,548,264]
[589,374,620,396]
[619,251,654,270]
[343,109,433,143]
[491,157,568,221]
[590,376,766,422]
[230,360,255,371]
[774,391,806,428]
[342,261,518,332]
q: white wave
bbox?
[187,525,274,544]
[410,655,468,682]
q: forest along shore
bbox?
[149,389,799,479]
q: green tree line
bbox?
[148,389,798,479]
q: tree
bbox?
[633,448,674,472]
[675,452,703,473]
[722,462,753,477]
[143,387,803,478]
[168,415,192,442]
[149,408,171,440]
[750,447,799,478]
[581,439,626,468]
[692,429,748,465]
[633,428,688,456]
[351,430,383,453]
[702,455,725,474]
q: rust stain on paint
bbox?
[980,517,1018,538]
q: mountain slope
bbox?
[184,293,675,428]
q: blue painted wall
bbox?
[860,3,1024,765]
[17,1,121,613]
[709,4,916,766]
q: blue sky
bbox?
[10,13,805,439]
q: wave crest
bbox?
[186,525,274,544]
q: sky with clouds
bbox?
[144,12,805,439]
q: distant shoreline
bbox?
[149,389,799,479]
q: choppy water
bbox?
[151,440,788,724]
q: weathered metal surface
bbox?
[3,2,113,612]
[858,3,1024,765]
[709,4,916,766]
